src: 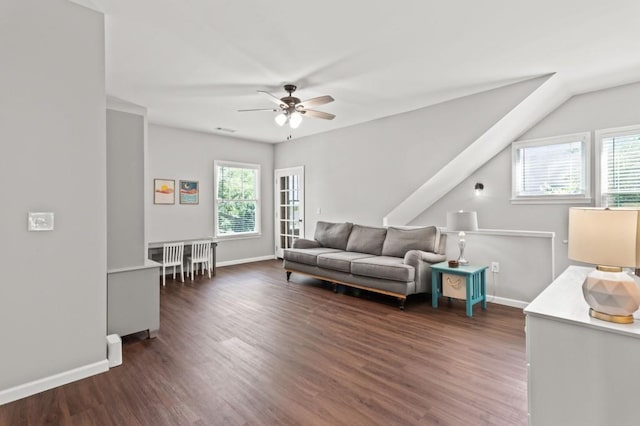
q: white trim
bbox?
[216,255,276,267]
[594,124,640,207]
[487,295,529,309]
[274,166,305,258]
[511,131,591,203]
[214,160,262,238]
[510,197,593,205]
[0,360,109,406]
[215,232,262,241]
[441,228,555,239]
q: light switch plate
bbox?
[28,212,54,231]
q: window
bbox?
[214,161,261,238]
[511,133,591,204]
[596,125,640,207]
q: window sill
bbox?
[215,232,262,242]
[511,197,592,205]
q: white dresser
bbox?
[524,266,640,426]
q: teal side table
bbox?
[431,261,487,317]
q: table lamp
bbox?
[568,207,640,324]
[446,210,478,265]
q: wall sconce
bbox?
[474,182,484,196]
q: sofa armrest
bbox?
[403,250,446,294]
[292,238,322,249]
[417,251,446,264]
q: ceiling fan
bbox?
[238,84,335,129]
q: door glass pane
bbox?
[280,176,289,191]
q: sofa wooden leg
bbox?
[286,271,291,281]
[398,298,406,310]
[333,283,338,293]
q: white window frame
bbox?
[214,160,261,239]
[595,124,640,207]
[511,132,591,204]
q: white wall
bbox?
[107,109,145,269]
[275,78,640,304]
[0,0,107,400]
[275,77,546,232]
[416,81,640,279]
[443,230,555,306]
[147,124,274,263]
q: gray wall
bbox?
[416,81,640,276]
[107,109,145,269]
[0,0,107,391]
[275,77,546,233]
[147,124,274,263]
[275,78,640,303]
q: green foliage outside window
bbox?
[217,166,258,234]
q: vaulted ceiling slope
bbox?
[73,0,640,143]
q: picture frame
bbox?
[154,178,175,204]
[179,180,199,205]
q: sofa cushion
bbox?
[381,226,439,258]
[345,225,387,255]
[351,256,415,282]
[317,251,376,273]
[284,247,343,266]
[314,221,353,250]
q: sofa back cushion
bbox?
[346,225,387,255]
[382,226,439,258]
[314,221,353,250]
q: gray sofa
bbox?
[283,221,447,309]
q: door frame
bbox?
[274,166,305,258]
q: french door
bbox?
[274,166,304,258]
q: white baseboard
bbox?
[216,255,276,268]
[487,295,529,309]
[0,359,109,406]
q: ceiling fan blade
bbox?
[300,109,336,120]
[237,108,278,112]
[298,95,334,109]
[257,90,286,107]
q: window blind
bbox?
[515,141,585,197]
[601,133,640,207]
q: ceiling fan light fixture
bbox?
[274,113,287,126]
[289,111,302,129]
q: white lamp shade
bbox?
[289,111,302,129]
[274,113,287,126]
[446,211,478,232]
[568,208,640,268]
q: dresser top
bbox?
[524,265,640,338]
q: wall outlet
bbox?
[491,261,500,273]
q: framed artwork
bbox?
[179,180,199,205]
[154,179,175,204]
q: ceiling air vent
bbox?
[216,127,236,133]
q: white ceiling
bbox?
[92,0,640,143]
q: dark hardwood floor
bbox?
[1,260,527,425]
